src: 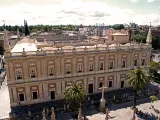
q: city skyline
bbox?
[0,0,159,25]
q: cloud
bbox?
[147,0,156,3]
[0,0,159,25]
[129,0,139,3]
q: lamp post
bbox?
[99,85,107,112]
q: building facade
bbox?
[4,27,152,107]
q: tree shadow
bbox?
[136,111,158,120]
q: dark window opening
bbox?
[121,81,124,88]
[134,59,137,66]
[88,84,93,93]
[32,91,38,99]
[19,93,24,101]
[142,59,145,66]
[122,60,126,68]
[50,91,55,100]
[109,81,112,88]
[99,82,103,88]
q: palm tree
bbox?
[64,83,86,111]
[127,66,149,119]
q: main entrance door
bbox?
[88,84,93,94]
[50,91,55,100]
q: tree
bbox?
[150,95,158,108]
[24,20,30,36]
[64,83,86,112]
[127,67,149,119]
[149,61,160,83]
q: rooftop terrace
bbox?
[7,37,151,58]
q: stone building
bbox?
[4,27,152,107]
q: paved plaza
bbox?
[86,100,160,120]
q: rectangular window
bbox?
[66,65,71,74]
[89,62,93,71]
[50,91,55,100]
[109,81,113,88]
[134,59,137,66]
[122,59,126,68]
[77,64,83,73]
[142,59,145,66]
[109,61,114,69]
[99,62,104,70]
[30,69,36,78]
[15,70,22,80]
[99,82,103,88]
[48,66,54,76]
[32,91,38,99]
[121,81,124,88]
[19,93,24,101]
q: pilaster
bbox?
[95,55,98,71]
[23,59,29,79]
[84,55,88,73]
[9,63,15,81]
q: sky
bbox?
[0,0,160,26]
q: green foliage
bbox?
[24,20,30,36]
[150,95,158,103]
[108,24,124,30]
[127,67,149,91]
[64,83,86,112]
[127,67,149,108]
[149,61,160,82]
[64,83,86,104]
[134,34,146,43]
[0,25,76,33]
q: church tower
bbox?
[146,23,152,44]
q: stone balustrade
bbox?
[7,44,151,58]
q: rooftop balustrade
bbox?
[8,43,151,58]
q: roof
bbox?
[11,37,37,52]
[112,32,128,36]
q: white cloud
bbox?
[0,0,159,26]
[147,0,156,3]
[129,0,139,3]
